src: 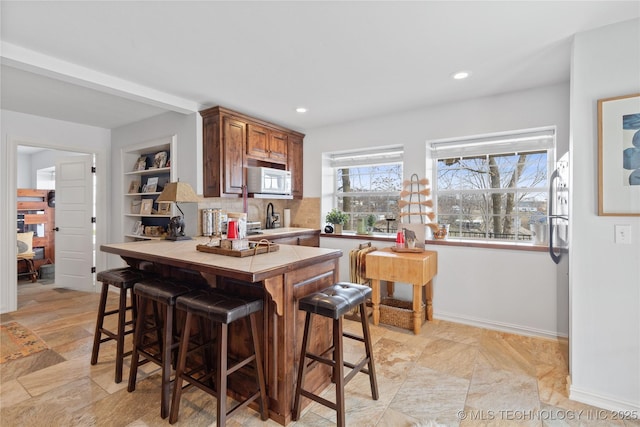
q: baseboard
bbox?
[434,310,568,340]
[570,385,640,413]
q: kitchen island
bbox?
[101,237,341,425]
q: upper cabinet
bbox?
[288,133,303,199]
[247,124,288,164]
[201,106,304,199]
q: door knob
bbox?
[53,227,60,232]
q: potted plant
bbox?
[366,214,377,234]
[325,208,348,234]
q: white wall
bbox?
[109,111,200,267]
[310,84,570,338]
[569,19,640,411]
[1,110,111,313]
[16,152,31,188]
[304,83,570,200]
[17,149,86,189]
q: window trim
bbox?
[324,146,404,231]
[428,127,556,244]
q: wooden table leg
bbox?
[371,279,381,326]
[412,284,422,335]
[386,281,395,298]
[426,280,433,321]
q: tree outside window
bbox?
[435,128,555,241]
[336,163,403,232]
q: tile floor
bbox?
[1,281,637,426]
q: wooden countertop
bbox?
[101,236,340,283]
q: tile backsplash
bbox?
[196,197,320,234]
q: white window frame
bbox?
[323,146,404,232]
[428,127,556,243]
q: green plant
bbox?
[325,208,348,225]
[366,214,377,228]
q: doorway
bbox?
[17,146,96,291]
[2,138,108,314]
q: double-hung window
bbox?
[429,128,555,242]
[327,146,403,232]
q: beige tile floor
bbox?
[1,281,637,427]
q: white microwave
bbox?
[247,167,292,197]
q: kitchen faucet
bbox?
[266,203,275,229]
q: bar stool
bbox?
[127,278,196,419]
[293,282,378,427]
[169,289,268,426]
[91,267,154,383]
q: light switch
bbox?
[614,225,632,244]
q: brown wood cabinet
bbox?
[201,106,304,198]
[287,134,303,199]
[247,124,288,164]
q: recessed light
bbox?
[295,107,308,113]
[452,71,471,80]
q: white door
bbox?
[55,155,95,291]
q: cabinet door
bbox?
[223,117,246,194]
[288,134,304,199]
[268,130,288,164]
[247,124,270,161]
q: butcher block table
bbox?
[101,237,341,426]
[365,247,438,334]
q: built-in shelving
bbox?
[121,136,177,242]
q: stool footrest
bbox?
[343,331,365,343]
[299,389,337,411]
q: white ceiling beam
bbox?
[1,42,200,114]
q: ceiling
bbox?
[2,1,639,132]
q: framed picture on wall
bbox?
[598,93,640,216]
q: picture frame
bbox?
[598,93,640,216]
[130,199,142,214]
[143,177,158,193]
[157,202,172,215]
[134,156,147,171]
[128,180,140,194]
[152,151,168,169]
[132,220,143,235]
[140,199,153,215]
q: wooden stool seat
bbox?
[91,267,154,383]
[293,282,378,427]
[128,278,197,419]
[169,289,268,426]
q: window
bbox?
[429,128,555,242]
[327,147,403,232]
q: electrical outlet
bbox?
[614,225,632,244]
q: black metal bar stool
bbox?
[293,282,379,427]
[91,267,154,383]
[127,278,196,419]
[169,289,268,426]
